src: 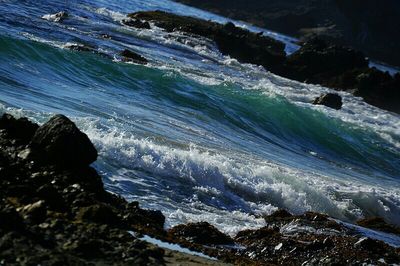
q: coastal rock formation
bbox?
[122,18,151,29]
[126,11,400,114]
[313,93,343,110]
[30,114,97,168]
[120,49,148,64]
[1,113,400,265]
[168,222,234,245]
[129,11,286,72]
[173,0,400,68]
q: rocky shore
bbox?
[173,0,400,68]
[123,11,400,114]
[1,113,400,265]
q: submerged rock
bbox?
[122,18,151,29]
[30,114,97,168]
[120,49,148,64]
[42,11,68,22]
[313,93,343,110]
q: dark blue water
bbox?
[1,0,399,234]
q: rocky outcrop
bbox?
[313,93,343,110]
[1,114,400,265]
[0,114,165,265]
[128,11,286,73]
[173,0,400,68]
[30,114,97,168]
[120,49,148,64]
[125,11,400,114]
[168,222,234,246]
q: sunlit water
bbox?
[0,0,399,237]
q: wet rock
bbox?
[122,18,151,29]
[64,43,97,52]
[354,237,384,251]
[76,204,120,225]
[0,114,38,144]
[269,209,293,219]
[42,11,68,23]
[129,11,286,72]
[17,200,47,223]
[313,93,343,110]
[357,217,400,235]
[123,202,165,234]
[168,222,234,245]
[0,204,25,232]
[120,49,148,64]
[235,227,278,244]
[285,38,368,84]
[30,114,97,168]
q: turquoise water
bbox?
[0,0,399,233]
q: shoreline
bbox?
[1,113,399,265]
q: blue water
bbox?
[0,0,399,234]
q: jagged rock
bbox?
[285,38,368,83]
[30,114,97,168]
[129,11,286,72]
[269,209,293,219]
[0,114,38,143]
[17,200,47,223]
[313,93,343,110]
[122,18,151,29]
[76,204,120,225]
[0,203,25,231]
[120,49,148,64]
[168,222,234,245]
[123,202,165,234]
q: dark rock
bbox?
[269,209,293,219]
[36,184,65,211]
[123,202,165,234]
[0,203,25,232]
[322,237,334,248]
[357,217,400,235]
[76,204,120,225]
[64,44,97,52]
[354,237,384,251]
[128,11,400,114]
[129,11,286,72]
[313,93,343,110]
[235,227,278,244]
[168,222,234,245]
[30,114,97,168]
[17,200,47,224]
[284,38,368,84]
[0,114,38,144]
[120,49,148,64]
[173,0,400,67]
[122,18,151,29]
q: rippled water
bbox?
[0,0,399,234]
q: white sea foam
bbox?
[66,117,400,232]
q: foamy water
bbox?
[0,0,399,241]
